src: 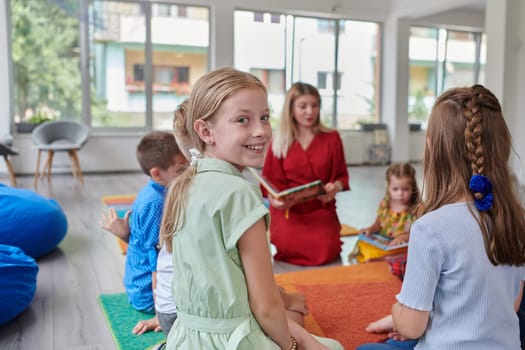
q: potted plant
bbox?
[16,107,58,133]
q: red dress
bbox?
[262,130,349,265]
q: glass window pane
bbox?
[89,1,209,129]
[408,26,486,127]
[337,20,380,128]
[443,30,479,90]
[478,33,487,85]
[151,5,209,130]
[292,17,336,126]
[234,10,286,125]
[89,1,147,127]
[11,0,81,124]
[408,26,438,126]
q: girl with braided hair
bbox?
[358,85,525,350]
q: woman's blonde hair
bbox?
[272,82,332,158]
[160,67,267,252]
[417,84,525,265]
[384,162,420,213]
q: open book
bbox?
[247,167,326,203]
[358,233,408,251]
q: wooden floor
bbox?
[0,165,420,349]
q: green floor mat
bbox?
[98,292,164,350]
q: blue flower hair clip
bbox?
[469,174,493,211]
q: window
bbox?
[317,71,342,90]
[133,64,145,82]
[250,68,285,94]
[176,67,189,83]
[9,0,209,130]
[234,11,380,129]
[87,1,209,129]
[252,12,281,25]
[10,0,82,123]
[318,19,345,34]
[253,12,264,23]
[408,26,486,126]
[154,4,171,17]
[154,66,174,85]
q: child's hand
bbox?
[132,315,161,335]
[389,233,409,246]
[268,195,296,210]
[359,227,373,237]
[100,208,131,243]
[388,331,410,341]
[366,314,394,333]
[288,319,332,350]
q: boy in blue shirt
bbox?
[102,131,187,331]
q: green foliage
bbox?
[26,114,55,124]
[11,0,81,119]
[409,89,429,122]
[356,81,376,117]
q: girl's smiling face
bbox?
[202,88,271,171]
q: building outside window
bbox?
[9,0,209,130]
[234,10,380,129]
[408,26,486,127]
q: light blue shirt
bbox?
[124,179,164,312]
[398,202,525,350]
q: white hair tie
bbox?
[189,148,202,165]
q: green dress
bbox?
[166,158,345,350]
[166,158,278,350]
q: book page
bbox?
[276,180,326,203]
[247,167,326,204]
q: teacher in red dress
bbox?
[262,82,350,266]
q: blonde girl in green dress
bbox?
[160,67,344,350]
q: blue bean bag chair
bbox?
[0,244,39,326]
[0,184,67,258]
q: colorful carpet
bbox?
[101,194,136,254]
[275,261,402,349]
[98,292,164,350]
[99,263,400,349]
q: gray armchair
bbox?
[32,120,90,187]
[0,142,18,187]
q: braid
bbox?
[464,86,484,176]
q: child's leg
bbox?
[157,311,178,337]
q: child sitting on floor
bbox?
[102,103,309,339]
[101,130,187,335]
[350,163,419,264]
